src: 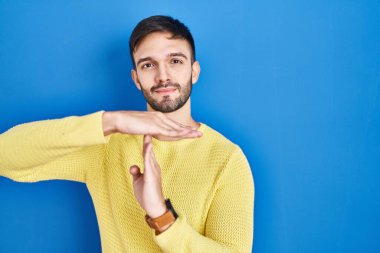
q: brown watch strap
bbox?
[145,199,178,234]
[145,209,176,230]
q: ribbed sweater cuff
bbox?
[153,211,190,251]
[81,110,110,144]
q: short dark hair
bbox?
[129,15,196,69]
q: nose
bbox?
[155,64,170,84]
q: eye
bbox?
[141,63,154,69]
[171,58,183,64]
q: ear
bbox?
[131,69,142,90]
[191,61,201,84]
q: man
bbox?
[0,15,254,252]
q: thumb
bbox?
[130,165,143,181]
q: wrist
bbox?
[145,199,178,235]
[102,111,118,136]
[147,202,167,219]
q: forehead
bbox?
[133,31,192,60]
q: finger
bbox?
[155,120,187,136]
[149,145,161,173]
[169,130,203,139]
[142,135,153,174]
[162,119,199,137]
[144,134,152,144]
[130,165,143,181]
[171,119,197,130]
[162,117,193,131]
[141,137,162,184]
[143,135,152,155]
[157,122,201,138]
[154,115,194,135]
[143,143,157,178]
[148,145,157,175]
[147,142,159,170]
[162,119,203,137]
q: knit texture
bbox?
[0,111,254,253]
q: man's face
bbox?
[131,32,200,113]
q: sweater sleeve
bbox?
[153,147,255,253]
[0,111,108,183]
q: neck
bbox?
[147,98,200,141]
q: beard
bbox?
[140,77,193,113]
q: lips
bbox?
[155,88,177,94]
[151,82,181,95]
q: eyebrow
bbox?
[136,57,154,67]
[168,52,188,59]
[136,52,188,67]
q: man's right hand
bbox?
[102,111,202,140]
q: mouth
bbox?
[154,88,177,95]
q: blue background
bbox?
[1,0,379,252]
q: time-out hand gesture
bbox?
[129,135,167,218]
[102,111,202,140]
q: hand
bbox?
[102,111,202,140]
[129,135,167,218]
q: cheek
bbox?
[169,67,192,83]
[136,71,155,85]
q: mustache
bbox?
[151,82,181,93]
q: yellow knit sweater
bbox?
[0,111,254,253]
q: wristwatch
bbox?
[145,199,178,235]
